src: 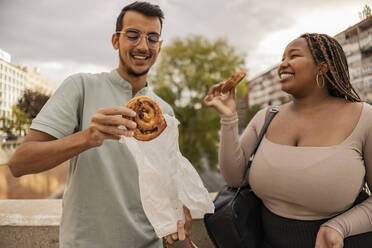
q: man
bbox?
[8,2,190,247]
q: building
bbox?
[247,64,289,107]
[0,56,28,118]
[247,16,372,107]
[27,67,56,96]
[337,16,372,99]
[0,49,56,118]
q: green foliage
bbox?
[0,106,32,138]
[151,35,247,171]
[0,89,48,138]
[0,116,16,138]
[12,106,32,135]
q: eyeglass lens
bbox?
[125,29,160,48]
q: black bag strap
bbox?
[234,106,279,196]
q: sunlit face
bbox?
[112,11,161,77]
[277,38,319,97]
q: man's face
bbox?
[112,11,162,77]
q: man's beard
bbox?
[119,52,150,77]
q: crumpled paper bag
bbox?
[120,114,215,238]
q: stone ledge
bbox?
[0,200,61,226]
[0,199,216,248]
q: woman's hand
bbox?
[315,226,344,248]
[203,82,236,115]
[164,206,192,245]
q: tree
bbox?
[0,115,16,139]
[11,106,32,136]
[16,89,50,118]
[0,89,49,138]
[0,106,33,138]
[151,35,247,171]
[359,4,371,20]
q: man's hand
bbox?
[84,106,137,147]
[164,206,192,245]
[315,226,344,248]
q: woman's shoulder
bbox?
[362,102,372,115]
[360,102,372,128]
[250,104,281,129]
[350,101,372,125]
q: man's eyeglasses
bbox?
[116,29,162,49]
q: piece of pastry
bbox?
[221,71,246,93]
[125,96,167,141]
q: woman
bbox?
[204,33,372,248]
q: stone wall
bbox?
[0,162,68,199]
[0,199,216,248]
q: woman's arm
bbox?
[218,110,264,187]
[203,81,266,187]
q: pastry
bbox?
[125,96,167,141]
[221,71,246,93]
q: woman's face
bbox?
[277,37,320,97]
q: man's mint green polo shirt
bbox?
[30,69,174,248]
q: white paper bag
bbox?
[120,114,214,238]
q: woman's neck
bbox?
[290,93,336,114]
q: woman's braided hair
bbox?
[300,33,361,102]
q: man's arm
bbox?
[8,106,137,177]
[8,129,91,177]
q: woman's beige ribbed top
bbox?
[219,102,372,238]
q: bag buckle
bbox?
[270,105,279,113]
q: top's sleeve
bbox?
[30,75,83,139]
[218,108,266,187]
[322,123,372,238]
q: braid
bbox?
[300,33,361,102]
[329,38,350,81]
[321,36,352,95]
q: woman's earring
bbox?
[316,73,325,88]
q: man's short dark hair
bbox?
[116,1,164,34]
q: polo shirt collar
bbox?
[109,69,150,95]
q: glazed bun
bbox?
[125,96,167,141]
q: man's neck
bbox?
[116,68,147,96]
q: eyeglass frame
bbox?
[115,28,163,49]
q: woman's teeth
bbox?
[280,73,294,80]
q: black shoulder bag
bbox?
[204,106,279,248]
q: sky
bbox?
[0,0,370,87]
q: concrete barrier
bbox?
[0,200,60,248]
[0,199,216,248]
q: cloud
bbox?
[0,0,367,84]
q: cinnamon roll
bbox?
[125,96,167,141]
